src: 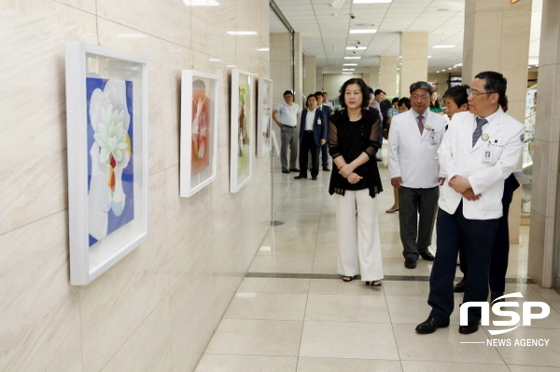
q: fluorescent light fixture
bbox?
[427,55,432,58]
[330,0,345,9]
[343,68,355,71]
[227,64,236,68]
[183,0,220,5]
[349,29,377,34]
[227,31,257,35]
[209,58,222,61]
[453,63,463,68]
[343,63,358,66]
[433,45,455,49]
[344,56,361,59]
[353,0,392,3]
[257,47,269,51]
[342,72,353,74]
[346,46,367,50]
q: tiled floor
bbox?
[195,152,560,372]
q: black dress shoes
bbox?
[415,318,450,334]
[312,176,317,180]
[419,250,435,261]
[282,169,290,174]
[491,291,505,303]
[404,257,417,269]
[289,168,300,172]
[459,320,480,334]
[454,279,466,293]
[323,166,330,171]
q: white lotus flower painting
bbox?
[86,78,135,246]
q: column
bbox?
[462,0,531,245]
[528,0,560,287]
[379,55,398,96]
[294,32,304,107]
[270,32,292,107]
[303,55,316,95]
[368,66,379,89]
[399,32,428,95]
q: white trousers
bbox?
[335,189,384,281]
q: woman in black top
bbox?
[328,78,384,286]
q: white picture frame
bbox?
[256,77,273,157]
[230,69,254,193]
[65,42,149,285]
[180,70,219,197]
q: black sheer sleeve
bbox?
[363,110,381,159]
[328,118,341,159]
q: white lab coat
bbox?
[438,108,525,220]
[388,110,447,188]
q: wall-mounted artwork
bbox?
[256,77,273,157]
[180,71,219,197]
[66,42,148,285]
[230,69,254,193]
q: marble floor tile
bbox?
[401,361,510,372]
[237,277,310,294]
[308,278,385,296]
[195,354,298,372]
[508,366,560,372]
[490,327,560,366]
[297,357,402,372]
[305,294,390,323]
[300,321,399,360]
[393,323,504,364]
[205,319,303,356]
[224,292,307,321]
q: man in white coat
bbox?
[388,81,447,269]
[416,71,525,335]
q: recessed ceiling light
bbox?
[342,72,353,74]
[343,68,355,71]
[343,63,358,66]
[433,45,456,49]
[346,46,367,50]
[257,47,269,51]
[349,29,377,34]
[427,56,432,59]
[344,56,361,59]
[209,58,222,61]
[227,31,257,35]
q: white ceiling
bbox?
[270,0,542,75]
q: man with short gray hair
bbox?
[387,81,447,269]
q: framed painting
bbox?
[65,42,149,285]
[179,70,219,197]
[256,77,273,157]
[230,69,254,193]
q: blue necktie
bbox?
[472,117,487,147]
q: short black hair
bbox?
[443,85,469,108]
[409,81,433,95]
[392,97,399,104]
[374,89,386,96]
[474,71,508,109]
[306,93,318,107]
[314,91,324,97]
[339,78,370,109]
[283,90,293,97]
[398,97,411,109]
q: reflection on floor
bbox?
[195,155,560,372]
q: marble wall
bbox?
[0,0,271,371]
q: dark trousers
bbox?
[299,132,319,177]
[398,186,439,259]
[320,143,329,168]
[457,175,520,292]
[429,203,499,321]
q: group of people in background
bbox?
[273,70,525,336]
